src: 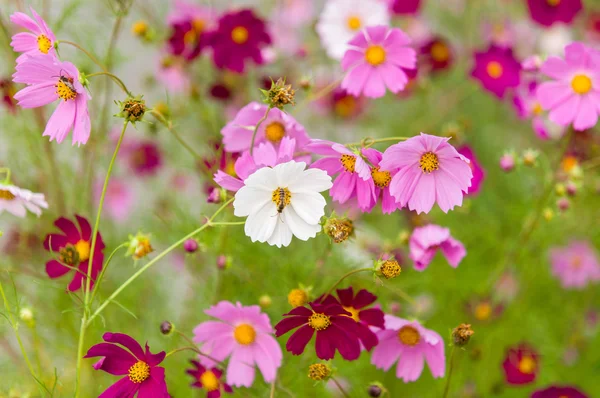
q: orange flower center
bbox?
[518,355,536,374]
[308,313,331,331]
[571,74,592,95]
[37,34,52,54]
[570,256,583,270]
[474,302,492,321]
[75,239,91,262]
[199,370,220,391]
[234,323,256,345]
[546,0,561,6]
[486,61,503,79]
[430,42,450,62]
[264,122,286,143]
[398,325,420,346]
[0,189,15,201]
[271,187,291,213]
[365,45,386,66]
[128,360,150,383]
[334,96,357,118]
[419,152,439,173]
[340,154,356,173]
[56,77,77,101]
[371,167,392,188]
[346,16,362,30]
[532,102,544,115]
[231,26,249,44]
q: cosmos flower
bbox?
[221,102,310,153]
[206,9,271,73]
[186,361,233,397]
[549,241,600,289]
[502,343,539,385]
[233,161,332,248]
[155,53,190,93]
[471,44,521,98]
[192,301,282,387]
[316,0,390,60]
[166,0,214,61]
[0,78,17,113]
[10,7,57,63]
[0,183,47,217]
[457,145,485,195]
[371,315,445,383]
[514,80,565,140]
[308,140,376,212]
[389,0,422,15]
[43,215,104,292]
[527,0,583,27]
[84,332,168,397]
[531,385,589,398]
[380,133,472,214]
[341,26,417,99]
[13,54,91,145]
[320,287,385,351]
[409,224,466,271]
[537,42,600,131]
[362,148,400,214]
[274,302,361,360]
[330,87,365,118]
[121,140,163,177]
[420,37,453,72]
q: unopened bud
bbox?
[522,149,539,167]
[500,153,515,172]
[259,295,272,309]
[557,197,570,212]
[308,363,331,381]
[216,255,231,270]
[368,383,385,397]
[160,321,174,335]
[452,323,474,347]
[566,182,577,196]
[131,20,149,37]
[543,207,554,221]
[19,307,34,327]
[555,183,566,196]
[183,239,199,253]
[261,77,296,110]
[376,259,401,280]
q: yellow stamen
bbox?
[518,355,536,374]
[570,256,582,270]
[571,74,592,95]
[131,21,148,36]
[334,96,356,118]
[371,167,392,188]
[486,61,503,79]
[398,325,420,346]
[231,26,249,44]
[342,306,360,322]
[37,34,51,54]
[55,78,77,101]
[430,42,450,62]
[365,45,386,66]
[340,154,356,173]
[264,122,286,143]
[546,0,561,6]
[234,323,256,345]
[128,360,150,383]
[192,18,206,33]
[75,240,90,263]
[419,152,439,173]
[532,103,543,115]
[308,313,331,331]
[0,189,16,201]
[347,16,361,31]
[199,370,220,391]
[271,187,291,213]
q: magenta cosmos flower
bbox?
[457,145,485,195]
[84,332,168,397]
[43,215,104,292]
[13,54,91,145]
[193,301,282,387]
[362,148,400,214]
[531,385,588,398]
[186,360,233,397]
[341,26,416,98]
[409,224,466,271]
[549,241,600,289]
[206,9,271,73]
[502,343,539,385]
[167,1,214,61]
[537,42,600,131]
[420,37,453,73]
[10,7,56,63]
[119,138,163,176]
[527,0,582,27]
[320,287,385,351]
[379,133,472,214]
[389,0,421,15]
[471,44,521,98]
[274,302,360,360]
[371,315,445,383]
[221,102,310,153]
[308,139,376,211]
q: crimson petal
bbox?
[353,289,377,309]
[84,342,137,375]
[358,308,385,328]
[336,287,355,306]
[98,376,139,398]
[103,332,146,360]
[54,217,80,241]
[285,324,314,355]
[275,316,307,337]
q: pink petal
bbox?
[396,349,425,382]
[330,172,356,204]
[10,32,37,52]
[573,95,599,131]
[385,48,417,69]
[226,346,255,387]
[433,170,464,213]
[72,95,91,145]
[43,100,76,143]
[540,56,571,80]
[13,82,57,108]
[548,94,581,127]
[379,64,408,94]
[10,12,40,33]
[362,67,386,98]
[341,49,365,71]
[193,321,234,342]
[341,63,372,97]
[407,173,435,214]
[537,81,574,110]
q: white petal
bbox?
[234,186,271,217]
[267,218,293,248]
[282,206,321,241]
[274,161,307,187]
[290,192,327,225]
[287,168,333,193]
[244,166,279,191]
[244,201,278,243]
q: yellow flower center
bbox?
[225,160,237,177]
[546,0,561,6]
[571,74,592,95]
[518,355,536,374]
[271,187,291,213]
[532,102,543,115]
[419,152,439,173]
[288,289,308,307]
[340,154,356,173]
[474,302,492,321]
[234,323,256,345]
[192,18,206,33]
[365,45,386,66]
[430,42,450,62]
[308,313,331,331]
[346,16,362,31]
[398,325,420,346]
[308,363,331,381]
[342,306,360,322]
[264,122,286,143]
[75,239,90,263]
[379,260,401,279]
[128,360,150,383]
[486,61,503,79]
[199,370,220,392]
[184,29,198,45]
[55,78,77,101]
[561,155,578,172]
[0,189,15,201]
[570,256,583,270]
[37,34,52,54]
[334,96,356,118]
[371,167,392,188]
[231,26,249,44]
[131,21,148,36]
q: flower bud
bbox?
[500,153,515,172]
[308,363,331,381]
[522,149,539,167]
[183,239,199,253]
[160,321,174,336]
[543,207,554,221]
[368,383,385,397]
[117,95,146,124]
[452,323,474,347]
[259,295,272,309]
[323,216,354,244]
[288,288,309,308]
[127,233,153,260]
[19,307,35,328]
[261,77,296,110]
[555,183,566,196]
[216,255,231,270]
[376,259,401,280]
[131,20,149,37]
[557,197,570,212]
[566,182,577,196]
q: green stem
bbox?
[442,346,456,398]
[331,377,350,398]
[151,111,201,160]
[346,136,410,149]
[297,77,343,110]
[165,346,198,358]
[321,267,373,301]
[249,107,272,156]
[86,71,131,96]
[58,40,108,72]
[74,121,128,397]
[583,156,600,170]
[210,221,245,226]
[88,242,128,306]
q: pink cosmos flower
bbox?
[457,145,485,195]
[0,183,48,217]
[308,140,376,211]
[514,80,565,140]
[84,332,168,397]
[549,241,600,289]
[536,42,600,131]
[409,224,466,271]
[13,54,91,145]
[193,301,282,387]
[10,7,57,63]
[471,44,521,98]
[341,26,416,98]
[94,178,134,222]
[379,133,472,214]
[362,148,400,214]
[527,0,582,27]
[155,53,190,93]
[221,102,310,153]
[371,315,445,382]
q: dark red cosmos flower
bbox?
[209,83,232,101]
[389,0,422,15]
[168,20,209,61]
[201,139,239,178]
[274,302,360,360]
[206,9,271,73]
[43,215,105,292]
[330,87,365,119]
[85,332,168,397]
[0,78,17,113]
[526,0,582,27]
[186,360,233,398]
[129,141,162,176]
[502,343,539,385]
[320,287,385,351]
[531,385,588,398]
[420,38,453,72]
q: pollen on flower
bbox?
[342,306,360,322]
[546,0,561,6]
[0,189,15,200]
[571,74,592,95]
[131,21,149,36]
[271,187,291,212]
[128,360,150,383]
[419,152,439,173]
[346,16,362,30]
[234,323,256,345]
[340,154,356,173]
[570,256,583,269]
[265,122,286,142]
[55,78,77,101]
[37,34,52,54]
[288,288,309,307]
[308,312,331,331]
[398,325,420,346]
[371,167,392,188]
[200,370,220,391]
[231,26,249,44]
[379,259,401,279]
[192,18,206,33]
[430,42,450,62]
[308,363,331,381]
[486,61,503,79]
[75,239,91,262]
[365,45,386,66]
[518,355,536,374]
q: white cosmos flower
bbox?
[233,161,332,248]
[316,0,390,60]
[0,183,48,217]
